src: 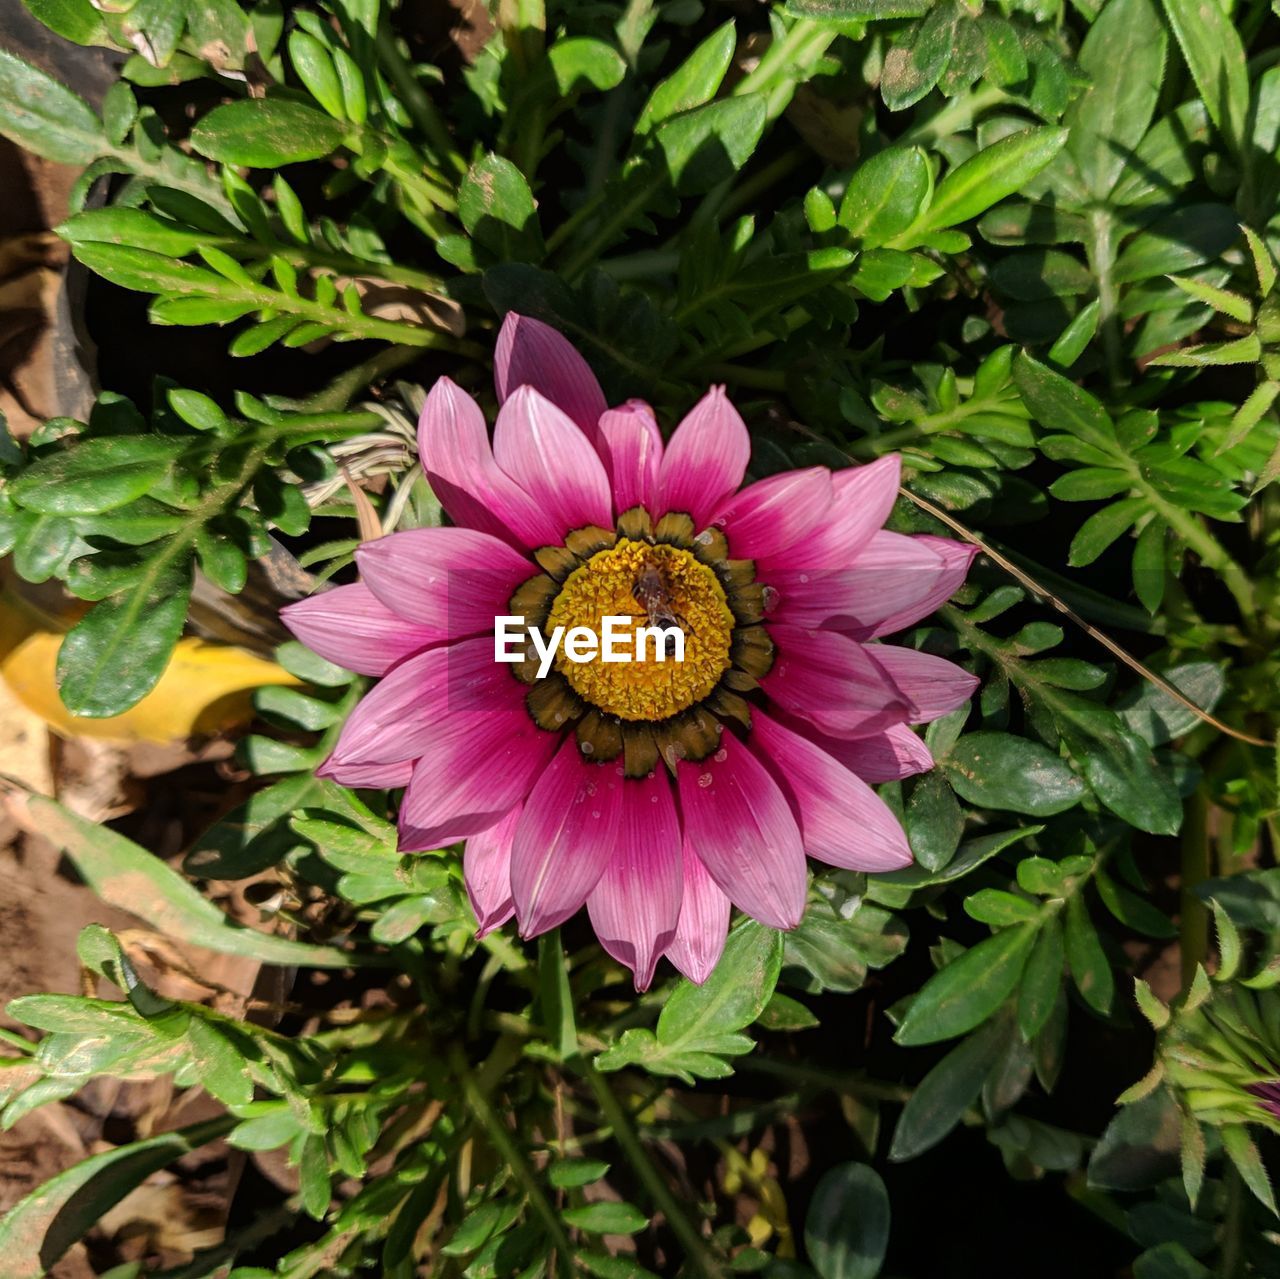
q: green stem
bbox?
[299,344,425,414]
[582,1060,725,1279]
[447,1041,574,1273]
[1219,1161,1246,1278]
[230,240,448,293]
[374,24,467,178]
[899,83,1006,147]
[733,20,833,114]
[1180,788,1211,990]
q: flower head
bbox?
[283,314,978,989]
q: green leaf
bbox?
[1133,1243,1211,1279]
[1112,203,1239,284]
[10,789,372,967]
[652,95,767,196]
[1088,1089,1181,1191]
[1013,352,1118,452]
[635,21,736,135]
[9,437,182,515]
[911,128,1068,236]
[549,1159,610,1189]
[758,992,820,1031]
[1095,869,1176,938]
[57,558,192,716]
[1160,0,1249,153]
[184,773,341,879]
[1017,917,1064,1041]
[1068,499,1145,567]
[1167,276,1253,324]
[288,30,344,119]
[191,98,348,167]
[1132,517,1167,613]
[838,147,930,249]
[904,771,963,872]
[889,1020,1004,1160]
[964,889,1040,927]
[596,920,781,1081]
[1221,1125,1277,1214]
[783,904,908,993]
[804,1163,890,1279]
[1064,0,1165,198]
[1207,898,1241,982]
[1133,978,1170,1030]
[228,1109,305,1151]
[186,1017,254,1107]
[20,0,107,44]
[458,154,544,263]
[0,50,103,165]
[788,0,929,14]
[945,732,1085,817]
[1064,893,1114,1015]
[1068,719,1182,834]
[563,1202,649,1235]
[879,2,958,111]
[0,1117,233,1278]
[895,925,1036,1045]
[547,37,627,95]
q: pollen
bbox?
[547,539,734,721]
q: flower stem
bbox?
[447,1041,574,1273]
[582,1060,725,1278]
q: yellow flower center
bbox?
[546,538,734,721]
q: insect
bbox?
[633,551,684,632]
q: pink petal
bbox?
[709,467,834,560]
[677,734,806,931]
[761,625,911,738]
[764,532,976,635]
[510,739,625,938]
[494,313,607,440]
[493,386,614,538]
[316,758,413,788]
[356,527,535,636]
[755,456,900,576]
[861,535,977,637]
[654,387,750,527]
[464,804,520,936]
[417,376,562,548]
[806,721,935,783]
[867,645,979,723]
[325,638,518,773]
[281,582,436,676]
[597,401,663,516]
[322,649,441,776]
[751,711,912,872]
[665,840,731,985]
[398,718,556,849]
[395,643,558,847]
[587,773,682,990]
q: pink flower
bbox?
[282,314,978,989]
